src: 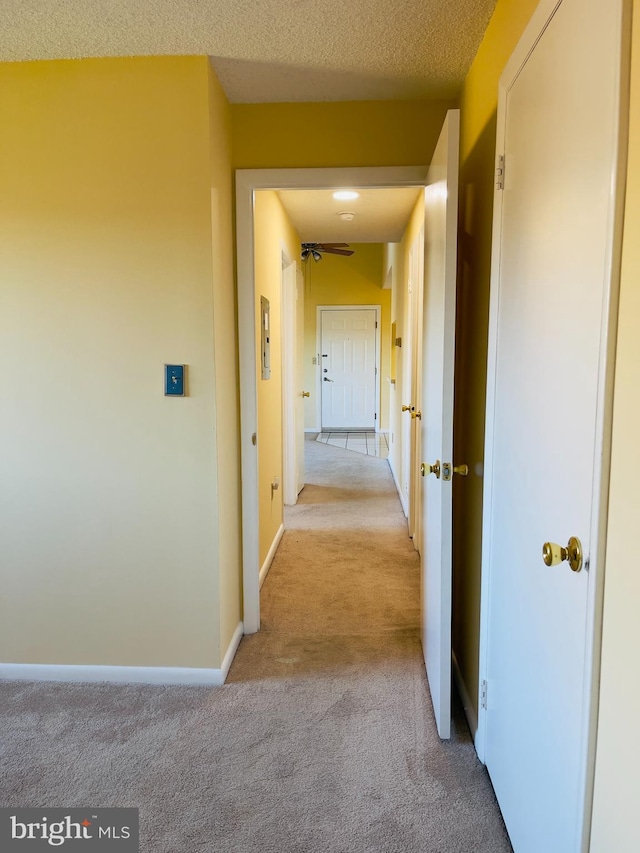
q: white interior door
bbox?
[420,109,460,740]
[409,230,425,551]
[480,1,624,849]
[282,260,303,506]
[321,308,377,429]
[295,267,305,494]
[401,272,414,512]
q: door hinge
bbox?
[481,679,488,710]
[495,154,505,190]
[374,413,377,420]
[375,321,378,328]
[375,367,378,375]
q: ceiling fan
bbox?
[301,242,354,262]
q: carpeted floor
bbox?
[0,441,511,852]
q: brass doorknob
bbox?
[542,536,583,573]
[411,410,422,420]
[302,391,310,398]
[401,404,414,413]
[421,460,441,478]
[453,464,469,476]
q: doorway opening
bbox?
[238,111,460,749]
[236,166,427,635]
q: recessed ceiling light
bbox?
[333,190,359,201]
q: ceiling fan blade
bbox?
[322,248,354,256]
[318,243,350,248]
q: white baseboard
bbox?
[305,428,320,434]
[389,457,409,518]
[452,649,478,743]
[0,621,245,687]
[259,523,284,588]
[220,621,244,682]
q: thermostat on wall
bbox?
[165,364,186,396]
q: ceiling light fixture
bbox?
[333,190,360,201]
[338,211,356,221]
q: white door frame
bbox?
[236,167,427,633]
[316,305,381,432]
[281,250,298,506]
[476,1,630,849]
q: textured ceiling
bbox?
[276,188,422,243]
[1,0,497,102]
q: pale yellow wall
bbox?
[0,57,237,668]
[254,191,301,567]
[591,4,640,849]
[387,196,425,492]
[453,0,540,719]
[207,61,243,657]
[302,245,390,431]
[231,100,457,169]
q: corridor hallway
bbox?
[227,439,511,851]
[0,440,510,852]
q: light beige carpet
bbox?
[0,440,511,852]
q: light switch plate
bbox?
[165,364,186,396]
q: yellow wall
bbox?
[591,4,640,848]
[453,0,540,719]
[0,56,240,669]
[232,100,457,169]
[253,191,301,567]
[208,61,243,658]
[302,245,390,431]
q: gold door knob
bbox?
[453,464,469,476]
[302,391,310,398]
[401,404,414,413]
[421,460,441,478]
[542,536,583,573]
[411,410,422,420]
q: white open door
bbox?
[478,0,626,849]
[295,267,305,495]
[282,259,305,505]
[406,231,425,548]
[400,263,415,515]
[420,109,460,740]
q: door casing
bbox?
[236,167,427,633]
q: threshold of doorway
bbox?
[317,431,389,459]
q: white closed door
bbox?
[419,110,459,740]
[481,0,623,850]
[321,309,377,430]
